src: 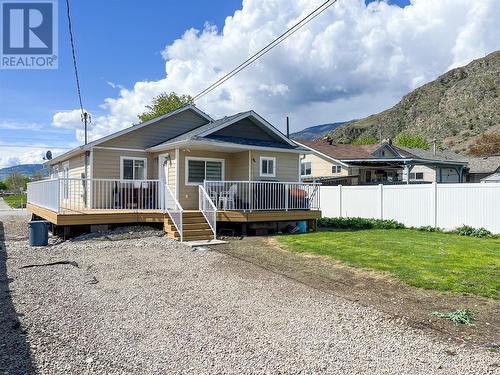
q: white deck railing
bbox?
[27,179,60,212]
[203,181,321,211]
[27,178,161,212]
[198,185,217,239]
[164,185,183,241]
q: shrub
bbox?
[416,226,443,232]
[394,132,430,150]
[454,225,493,238]
[352,134,378,145]
[432,309,474,326]
[318,217,405,230]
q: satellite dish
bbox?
[44,150,52,160]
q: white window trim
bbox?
[185,156,225,186]
[120,156,147,180]
[300,161,312,177]
[332,165,341,174]
[260,156,276,178]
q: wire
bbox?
[193,0,337,101]
[65,0,84,114]
[0,144,72,149]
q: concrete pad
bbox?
[183,239,228,247]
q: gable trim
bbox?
[199,111,297,147]
[294,141,349,167]
[89,105,213,149]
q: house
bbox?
[481,173,500,183]
[27,105,321,242]
[465,156,500,183]
[296,140,468,185]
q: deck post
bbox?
[285,183,289,211]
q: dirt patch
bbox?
[213,236,500,349]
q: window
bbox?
[410,172,424,180]
[300,161,312,176]
[186,157,224,185]
[120,157,147,180]
[260,157,276,177]
[331,165,341,174]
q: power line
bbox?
[65,0,91,145]
[65,0,84,114]
[0,144,72,149]
[193,0,337,101]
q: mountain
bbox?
[0,164,46,180]
[290,121,351,141]
[323,51,500,153]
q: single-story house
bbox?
[481,173,500,183]
[465,156,500,183]
[295,140,468,185]
[27,105,321,242]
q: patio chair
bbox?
[218,184,237,210]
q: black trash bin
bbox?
[28,220,49,246]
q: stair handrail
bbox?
[164,185,183,242]
[198,185,217,240]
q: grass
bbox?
[277,229,500,299]
[3,194,27,208]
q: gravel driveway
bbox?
[1,217,498,374]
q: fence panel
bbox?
[382,184,434,228]
[437,184,500,232]
[319,183,500,233]
[341,186,380,219]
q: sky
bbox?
[0,0,498,167]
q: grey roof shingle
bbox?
[396,146,468,162]
[466,156,500,174]
[481,172,500,182]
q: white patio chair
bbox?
[218,184,237,210]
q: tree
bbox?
[469,132,500,156]
[394,132,430,150]
[5,172,26,193]
[352,134,378,145]
[0,180,7,191]
[138,92,194,122]
[32,171,44,181]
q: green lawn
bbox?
[3,194,27,208]
[277,230,500,299]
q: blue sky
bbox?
[1,0,498,167]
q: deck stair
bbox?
[164,210,214,242]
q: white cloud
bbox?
[53,0,500,141]
[0,146,67,168]
[52,109,83,129]
[0,121,43,131]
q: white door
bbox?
[63,162,70,203]
[159,155,170,209]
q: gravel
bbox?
[1,218,498,374]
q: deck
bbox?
[27,203,321,227]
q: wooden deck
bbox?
[27,203,321,226]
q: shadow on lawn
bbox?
[0,221,35,373]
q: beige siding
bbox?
[409,165,437,182]
[99,110,208,149]
[301,153,348,178]
[178,149,232,209]
[92,148,154,179]
[227,151,250,180]
[250,151,300,182]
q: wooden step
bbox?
[182,234,214,241]
[183,223,211,230]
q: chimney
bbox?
[286,116,290,138]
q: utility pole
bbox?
[82,111,91,208]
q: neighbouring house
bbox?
[296,140,468,185]
[465,155,500,183]
[27,105,321,242]
[481,173,500,183]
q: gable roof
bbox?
[148,111,303,152]
[481,172,500,182]
[466,156,500,174]
[298,140,468,166]
[47,105,212,165]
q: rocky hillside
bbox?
[0,164,45,180]
[324,51,500,153]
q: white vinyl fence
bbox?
[320,183,500,233]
